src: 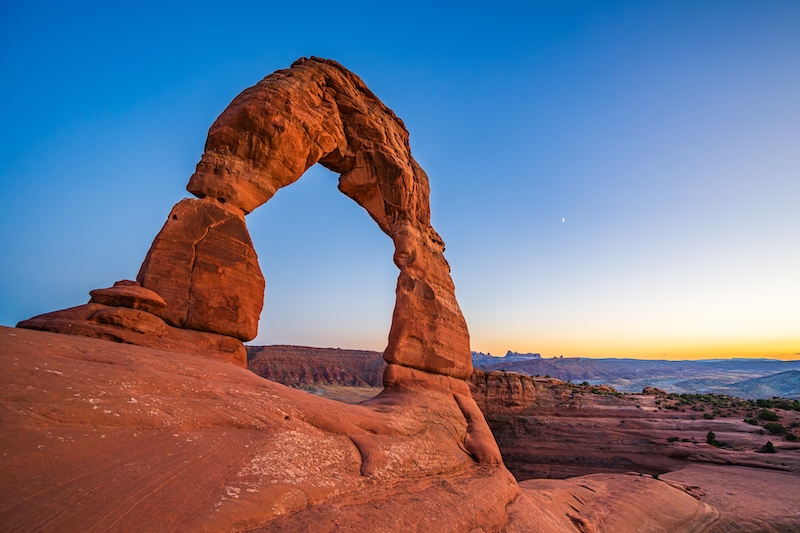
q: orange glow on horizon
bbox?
[471,337,800,361]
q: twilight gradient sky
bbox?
[1,1,798,359]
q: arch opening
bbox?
[245,163,396,351]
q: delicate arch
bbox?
[136,58,471,379]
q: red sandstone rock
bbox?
[137,198,264,341]
[18,57,471,378]
[5,58,741,532]
[246,345,386,387]
[18,304,246,366]
[505,474,719,532]
[89,280,167,315]
[0,328,511,532]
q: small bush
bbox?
[764,423,786,435]
[581,381,589,386]
[703,413,715,419]
[785,433,798,442]
[756,399,773,408]
[758,441,776,453]
[757,409,780,421]
[744,418,759,425]
[667,436,679,442]
[706,431,716,444]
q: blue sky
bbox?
[1,1,798,358]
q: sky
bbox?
[1,1,798,360]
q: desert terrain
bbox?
[247,345,800,532]
[2,57,796,532]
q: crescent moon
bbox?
[562,218,565,222]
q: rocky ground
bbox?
[1,327,722,532]
[246,350,800,532]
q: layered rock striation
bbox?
[247,345,386,387]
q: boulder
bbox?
[89,280,167,316]
[137,197,264,341]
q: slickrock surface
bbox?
[506,474,718,533]
[0,327,510,532]
[663,465,800,532]
[0,328,718,532]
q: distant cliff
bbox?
[247,345,386,387]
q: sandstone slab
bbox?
[89,280,167,316]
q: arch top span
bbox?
[187,57,428,234]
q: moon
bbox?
[562,217,565,222]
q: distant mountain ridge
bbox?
[472,354,800,399]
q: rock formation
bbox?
[20,56,471,380]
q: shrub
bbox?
[764,423,786,435]
[706,431,716,444]
[667,436,679,442]
[757,409,780,421]
[703,413,715,419]
[774,400,793,410]
[785,433,798,442]
[756,399,773,408]
[581,381,589,386]
[744,418,759,425]
[758,441,776,453]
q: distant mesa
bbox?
[505,350,542,359]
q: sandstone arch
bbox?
[23,58,472,380]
